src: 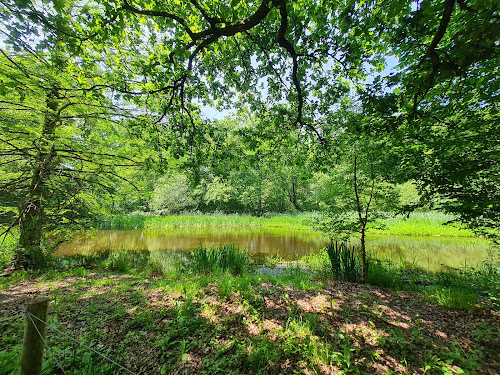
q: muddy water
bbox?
[55,227,325,261]
[56,227,494,270]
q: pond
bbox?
[55,227,495,271]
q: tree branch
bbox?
[122,0,195,38]
[276,1,303,126]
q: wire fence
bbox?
[25,310,138,375]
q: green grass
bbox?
[99,211,477,238]
[99,212,317,231]
[368,211,476,237]
[313,238,499,310]
[1,255,498,375]
[365,256,500,310]
[51,249,184,278]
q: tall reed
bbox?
[187,243,248,275]
[325,241,364,282]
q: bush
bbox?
[0,231,17,270]
[150,173,195,214]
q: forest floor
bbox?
[1,267,499,375]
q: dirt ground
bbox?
[1,273,499,374]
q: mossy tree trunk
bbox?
[16,86,59,268]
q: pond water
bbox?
[55,227,495,271]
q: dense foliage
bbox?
[0,0,498,267]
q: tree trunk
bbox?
[289,180,302,211]
[360,223,367,283]
[257,196,262,216]
[353,154,372,283]
[16,86,59,268]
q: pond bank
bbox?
[100,211,478,237]
[1,266,499,375]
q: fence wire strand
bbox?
[26,310,138,375]
[26,311,69,375]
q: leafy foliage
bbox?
[0,6,148,268]
[150,173,196,214]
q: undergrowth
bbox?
[1,251,498,374]
[325,240,364,282]
[366,256,499,309]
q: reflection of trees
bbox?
[367,235,492,271]
[57,228,327,259]
[56,229,493,269]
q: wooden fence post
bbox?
[20,298,49,375]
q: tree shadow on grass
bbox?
[1,274,304,374]
[1,273,499,374]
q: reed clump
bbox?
[325,240,365,282]
[186,243,248,275]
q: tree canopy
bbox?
[0,0,498,267]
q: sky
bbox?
[200,55,400,121]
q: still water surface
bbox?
[56,227,494,271]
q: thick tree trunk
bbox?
[16,86,59,268]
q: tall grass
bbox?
[52,249,184,277]
[368,211,475,237]
[366,256,500,309]
[186,243,248,275]
[99,212,318,231]
[101,211,477,238]
[325,241,364,282]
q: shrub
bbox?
[150,173,195,214]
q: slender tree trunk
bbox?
[257,165,263,216]
[16,86,59,268]
[354,154,373,283]
[360,223,367,283]
[289,180,302,211]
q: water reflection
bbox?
[368,235,494,271]
[55,227,326,261]
[55,227,494,270]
